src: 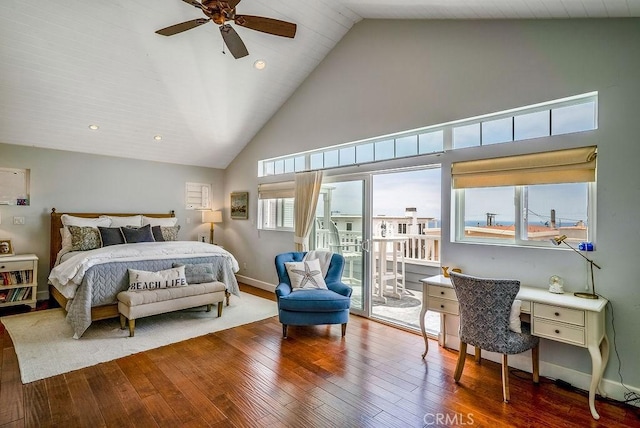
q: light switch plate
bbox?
[13,216,25,225]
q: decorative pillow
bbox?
[68,226,102,251]
[284,258,328,290]
[98,226,125,247]
[127,266,187,291]
[142,216,178,227]
[151,226,165,242]
[172,263,215,284]
[152,225,180,242]
[121,224,155,243]
[509,299,522,333]
[100,215,143,228]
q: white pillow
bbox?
[127,266,187,291]
[509,299,522,333]
[61,214,111,228]
[100,215,143,227]
[142,216,178,227]
[284,259,328,291]
[60,228,72,251]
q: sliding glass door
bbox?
[313,176,370,315]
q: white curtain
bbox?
[293,171,323,251]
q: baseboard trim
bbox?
[236,275,275,293]
[442,332,639,407]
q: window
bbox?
[185,182,211,210]
[453,147,596,247]
[257,182,295,230]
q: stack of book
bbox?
[0,287,31,303]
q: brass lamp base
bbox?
[574,292,599,299]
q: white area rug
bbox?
[1,292,277,384]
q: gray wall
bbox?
[0,142,224,297]
[224,19,640,394]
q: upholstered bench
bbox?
[116,281,227,337]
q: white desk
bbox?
[372,236,407,302]
[420,275,609,420]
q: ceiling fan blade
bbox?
[156,18,210,36]
[220,24,249,59]
[234,15,296,38]
[181,0,203,9]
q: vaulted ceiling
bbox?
[1,0,637,168]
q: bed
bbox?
[48,208,240,338]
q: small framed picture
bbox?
[0,239,14,257]
[230,192,249,220]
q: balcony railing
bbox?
[316,225,440,265]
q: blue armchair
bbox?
[275,252,352,338]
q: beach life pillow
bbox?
[100,215,143,228]
[128,266,187,291]
[68,226,102,251]
[172,263,215,284]
[142,216,178,227]
[121,224,155,243]
[284,258,328,291]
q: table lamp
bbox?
[202,210,223,244]
[550,235,601,299]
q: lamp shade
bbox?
[202,210,223,223]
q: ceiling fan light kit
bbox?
[155,0,297,59]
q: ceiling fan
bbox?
[155,0,297,59]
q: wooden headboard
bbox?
[49,208,176,270]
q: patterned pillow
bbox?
[284,258,328,290]
[152,225,180,242]
[128,266,188,291]
[68,226,102,251]
[121,224,155,243]
[173,263,215,284]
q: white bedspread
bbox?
[49,241,239,299]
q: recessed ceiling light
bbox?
[154,135,162,141]
[88,124,99,130]
[253,59,266,70]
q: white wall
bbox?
[0,142,225,297]
[224,19,640,395]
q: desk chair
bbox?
[449,272,540,402]
[275,252,352,338]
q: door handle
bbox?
[361,239,370,252]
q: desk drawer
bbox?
[428,285,457,301]
[520,300,531,313]
[427,297,459,315]
[534,303,585,326]
[533,319,585,346]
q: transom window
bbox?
[258,92,597,177]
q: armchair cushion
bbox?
[277,289,350,312]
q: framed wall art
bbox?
[0,239,14,257]
[230,192,249,220]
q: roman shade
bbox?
[257,181,295,199]
[451,146,597,189]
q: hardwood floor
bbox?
[0,285,638,427]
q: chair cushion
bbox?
[278,289,350,312]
